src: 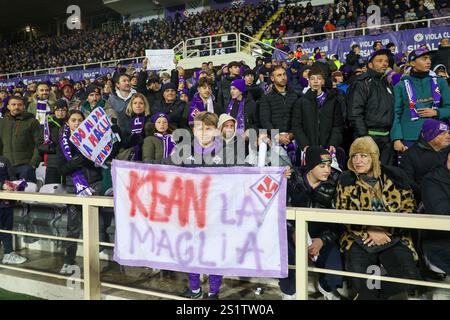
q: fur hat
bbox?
[348,136,381,178]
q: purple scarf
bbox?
[130,115,146,161]
[154,133,176,159]
[43,116,51,143]
[282,140,298,165]
[316,91,327,108]
[404,77,441,121]
[226,98,245,135]
[36,100,49,125]
[60,125,93,196]
[188,93,214,124]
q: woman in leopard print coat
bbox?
[335,136,421,300]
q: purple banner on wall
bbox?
[272,26,449,63]
[0,67,115,87]
[401,26,450,52]
[337,32,400,61]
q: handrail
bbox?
[282,15,450,43]
[1,191,450,300]
[288,207,450,300]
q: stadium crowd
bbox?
[0,0,450,302]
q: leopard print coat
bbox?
[335,169,418,260]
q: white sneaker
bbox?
[318,283,341,300]
[281,292,297,300]
[2,252,27,265]
[98,251,110,261]
[59,263,78,275]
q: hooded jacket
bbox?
[217,114,247,165]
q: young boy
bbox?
[292,67,344,156]
[0,156,27,264]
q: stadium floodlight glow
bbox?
[25,26,31,32]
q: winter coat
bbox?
[335,166,417,259]
[226,97,259,132]
[347,69,395,138]
[289,168,343,247]
[400,138,450,201]
[391,73,450,142]
[422,163,450,240]
[292,88,344,148]
[259,85,299,133]
[37,116,65,168]
[0,112,42,167]
[151,99,188,129]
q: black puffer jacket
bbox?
[292,88,344,149]
[289,168,342,246]
[38,117,65,168]
[259,86,299,133]
[347,69,395,137]
[400,138,450,201]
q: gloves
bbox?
[129,133,143,146]
[67,155,84,170]
[111,124,120,134]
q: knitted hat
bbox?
[230,79,246,94]
[421,119,449,142]
[305,146,332,173]
[161,82,177,92]
[54,99,68,111]
[151,112,169,124]
[368,49,390,63]
[348,136,381,178]
[85,85,101,97]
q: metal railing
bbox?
[282,15,450,43]
[184,33,239,59]
[1,191,450,300]
[289,207,450,300]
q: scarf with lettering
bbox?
[130,114,146,161]
[188,92,215,124]
[154,133,176,159]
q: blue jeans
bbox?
[0,207,14,254]
[14,164,37,183]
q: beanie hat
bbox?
[421,119,449,142]
[54,99,68,111]
[161,82,177,92]
[348,136,381,178]
[230,79,246,94]
[151,112,169,124]
[85,85,101,97]
[305,146,332,173]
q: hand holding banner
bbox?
[69,107,115,166]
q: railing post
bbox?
[295,211,309,300]
[210,36,212,57]
[82,204,101,300]
[395,23,399,32]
